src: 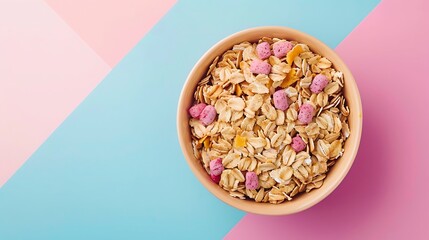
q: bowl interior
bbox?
[177,26,362,215]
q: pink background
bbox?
[44,0,177,67]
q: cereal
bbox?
[286,44,305,65]
[310,74,329,93]
[189,37,350,204]
[273,41,293,58]
[273,89,289,111]
[245,171,259,190]
[291,135,306,152]
[210,173,221,184]
[199,105,217,126]
[256,42,272,60]
[298,103,315,124]
[210,158,224,176]
[250,59,271,75]
[189,103,207,118]
[233,135,247,148]
[280,68,299,88]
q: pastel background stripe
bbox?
[0,0,110,188]
[0,0,380,239]
[226,0,429,239]
[44,0,177,67]
[0,0,175,188]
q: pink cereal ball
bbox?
[188,103,207,118]
[291,135,306,152]
[273,41,293,58]
[245,171,259,190]
[273,89,289,111]
[210,173,221,184]
[199,105,217,126]
[250,59,271,75]
[209,158,224,176]
[298,103,315,124]
[310,74,329,93]
[256,42,272,60]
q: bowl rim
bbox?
[177,26,362,215]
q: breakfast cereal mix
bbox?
[188,37,350,204]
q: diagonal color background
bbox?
[0,0,110,187]
[0,0,379,239]
[0,0,175,188]
[44,0,177,67]
[3,0,428,239]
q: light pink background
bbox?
[226,0,429,239]
[44,0,176,67]
[0,0,176,187]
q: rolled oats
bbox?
[188,37,350,204]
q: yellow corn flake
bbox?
[286,44,304,65]
[198,136,207,144]
[266,79,274,89]
[235,84,243,97]
[280,68,299,88]
[195,136,207,148]
[203,137,210,148]
[234,135,247,148]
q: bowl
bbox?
[177,26,362,215]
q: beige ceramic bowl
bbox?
[177,26,362,215]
